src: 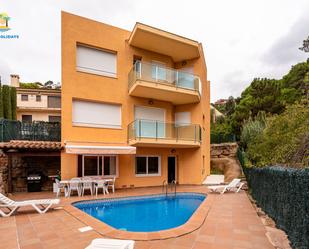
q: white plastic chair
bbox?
[85,238,135,249]
[82,177,93,196]
[0,193,60,217]
[95,180,108,197]
[107,177,116,193]
[68,178,82,197]
[55,179,68,197]
[208,178,243,194]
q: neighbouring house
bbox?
[61,12,210,188]
[214,99,228,106]
[10,74,61,122]
[210,104,224,123]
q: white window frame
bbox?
[82,155,119,178]
[135,155,161,177]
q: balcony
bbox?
[128,23,200,62]
[128,62,201,105]
[128,119,201,148]
[0,119,61,142]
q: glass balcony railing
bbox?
[128,61,201,94]
[128,119,201,143]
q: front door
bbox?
[168,156,176,183]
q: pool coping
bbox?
[63,190,215,241]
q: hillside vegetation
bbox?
[213,59,309,168]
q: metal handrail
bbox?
[171,180,177,195]
[162,180,168,196]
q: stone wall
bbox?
[0,152,60,193]
[210,142,242,182]
[211,142,238,158]
[0,152,8,194]
[12,156,60,192]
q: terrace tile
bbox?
[1,185,274,249]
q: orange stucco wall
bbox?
[61,11,210,186]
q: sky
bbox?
[0,0,308,102]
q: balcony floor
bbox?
[128,138,201,148]
[129,80,200,105]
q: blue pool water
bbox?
[73,193,206,232]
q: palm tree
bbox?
[0,13,10,27]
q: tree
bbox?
[10,87,16,120]
[0,13,10,27]
[2,85,12,119]
[299,36,309,53]
[225,96,236,116]
[0,83,3,118]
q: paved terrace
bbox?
[0,186,274,249]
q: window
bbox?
[36,95,41,102]
[134,106,165,138]
[79,155,118,177]
[48,96,61,108]
[103,156,117,177]
[151,61,166,81]
[48,115,61,122]
[135,156,160,176]
[84,156,99,176]
[72,99,121,129]
[21,95,28,101]
[22,115,32,122]
[175,112,191,126]
[76,45,117,77]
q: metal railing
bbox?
[128,119,201,143]
[0,119,61,142]
[128,61,201,94]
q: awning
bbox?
[65,142,136,155]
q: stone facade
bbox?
[210,142,238,158]
[0,152,8,194]
[12,156,60,192]
[210,143,242,182]
[0,151,60,193]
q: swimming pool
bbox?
[73,193,206,232]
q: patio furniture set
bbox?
[55,177,116,197]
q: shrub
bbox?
[240,111,267,149]
[2,85,12,120]
[0,83,3,118]
[10,87,16,120]
[246,102,309,167]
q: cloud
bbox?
[261,13,309,67]
[0,59,12,84]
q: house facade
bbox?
[11,75,61,122]
[61,12,210,188]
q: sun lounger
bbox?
[85,238,135,249]
[0,193,60,217]
[207,178,243,194]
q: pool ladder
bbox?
[162,180,177,196]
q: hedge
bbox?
[2,85,12,119]
[244,166,309,249]
[10,87,17,120]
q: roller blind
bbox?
[72,100,121,128]
[76,45,117,77]
[135,106,165,121]
[175,112,191,125]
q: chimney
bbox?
[10,74,20,87]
